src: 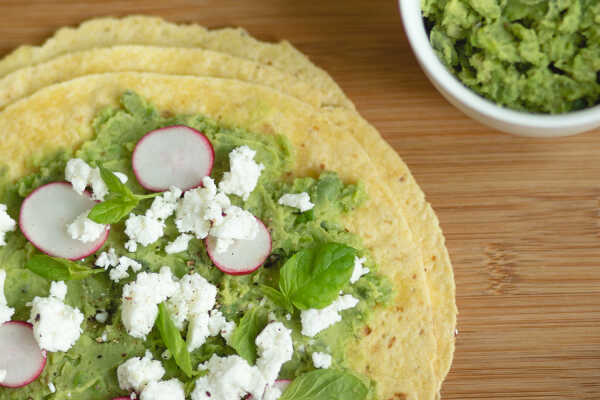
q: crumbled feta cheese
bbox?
[207,309,236,343]
[121,267,179,339]
[65,158,92,195]
[109,256,143,282]
[95,248,118,270]
[312,352,332,369]
[66,210,106,243]
[300,295,359,337]
[49,281,67,301]
[165,233,193,254]
[255,322,293,383]
[278,192,314,212]
[95,311,109,324]
[0,204,16,246]
[125,240,138,253]
[187,312,211,353]
[117,350,165,393]
[0,369,6,383]
[167,273,217,330]
[263,386,283,400]
[350,256,370,284]
[114,172,129,184]
[88,167,109,201]
[191,355,266,400]
[29,282,84,352]
[146,186,182,221]
[124,214,165,248]
[140,378,185,400]
[48,382,56,393]
[285,313,291,321]
[101,331,108,342]
[209,205,259,253]
[218,146,265,201]
[0,269,14,324]
[130,393,137,400]
[175,177,229,239]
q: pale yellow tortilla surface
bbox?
[0,31,456,390]
[0,72,438,400]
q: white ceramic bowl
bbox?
[399,0,600,137]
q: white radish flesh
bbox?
[19,182,109,260]
[206,218,271,275]
[132,125,214,192]
[0,321,47,388]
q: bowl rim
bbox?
[399,0,600,129]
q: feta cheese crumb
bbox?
[312,352,332,369]
[95,311,109,324]
[263,386,283,400]
[95,248,118,270]
[124,214,165,248]
[0,204,16,246]
[66,211,106,243]
[165,233,193,254]
[121,267,179,339]
[256,322,293,383]
[278,192,314,212]
[175,177,229,239]
[29,282,84,352]
[101,331,108,342]
[218,146,265,201]
[209,205,259,254]
[300,295,359,337]
[49,281,67,301]
[109,256,143,282]
[167,273,217,330]
[130,393,137,400]
[140,378,185,400]
[0,269,14,324]
[48,382,56,393]
[114,172,129,184]
[117,350,165,393]
[146,186,182,221]
[0,369,6,383]
[191,355,266,400]
[350,256,370,284]
[125,240,138,253]
[207,309,236,343]
[88,167,109,201]
[285,313,291,321]
[65,158,92,195]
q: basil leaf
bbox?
[26,255,103,281]
[279,370,368,400]
[98,166,132,198]
[156,303,194,378]
[88,196,138,224]
[279,243,356,310]
[229,308,267,364]
[260,285,293,313]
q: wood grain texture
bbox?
[0,1,598,398]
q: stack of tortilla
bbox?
[0,16,456,399]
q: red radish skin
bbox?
[132,125,214,192]
[19,182,109,260]
[205,218,271,276]
[0,321,47,388]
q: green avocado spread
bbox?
[423,0,600,113]
[0,92,390,400]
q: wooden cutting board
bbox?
[1,0,598,398]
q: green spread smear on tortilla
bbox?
[0,92,391,400]
[423,0,600,113]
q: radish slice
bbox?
[205,218,271,275]
[19,182,109,260]
[0,321,47,388]
[132,125,214,192]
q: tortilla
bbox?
[0,72,438,399]
[0,41,456,390]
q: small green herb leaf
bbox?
[279,242,356,310]
[87,196,139,224]
[98,166,132,198]
[26,255,103,281]
[279,369,368,400]
[156,303,194,378]
[229,308,267,364]
[260,285,293,313]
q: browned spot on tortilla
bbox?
[432,255,437,261]
[388,336,397,348]
[419,328,424,336]
[412,273,417,279]
[320,163,325,169]
[398,176,405,182]
[396,306,404,313]
[364,325,372,336]
[394,393,407,400]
